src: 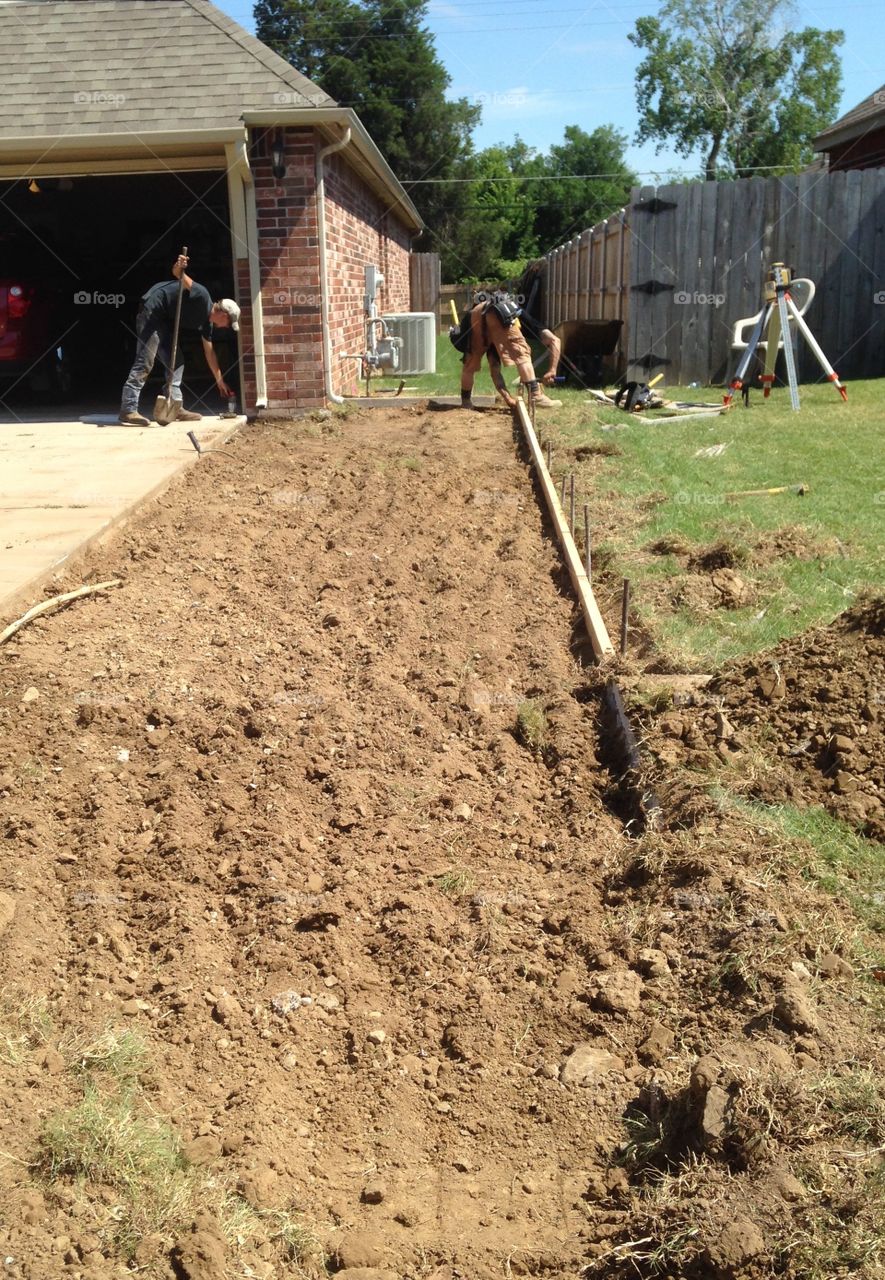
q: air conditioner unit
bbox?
[380,312,436,376]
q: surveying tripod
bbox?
[724,263,847,411]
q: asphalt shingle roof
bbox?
[814,83,885,147]
[0,0,335,139]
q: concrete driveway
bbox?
[0,408,241,618]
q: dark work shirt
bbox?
[141,279,213,338]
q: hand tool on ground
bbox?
[153,244,188,425]
[726,483,809,499]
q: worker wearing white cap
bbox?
[119,253,240,426]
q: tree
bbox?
[629,0,843,179]
[532,125,635,248]
[254,0,480,273]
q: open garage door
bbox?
[0,169,238,418]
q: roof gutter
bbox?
[316,126,352,405]
[243,107,422,232]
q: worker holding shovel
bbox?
[118,253,239,426]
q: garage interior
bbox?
[0,169,239,418]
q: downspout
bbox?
[316,126,352,404]
[229,139,268,408]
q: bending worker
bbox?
[119,253,240,427]
[460,290,561,411]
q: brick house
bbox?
[813,83,885,171]
[0,0,422,410]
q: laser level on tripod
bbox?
[724,263,847,411]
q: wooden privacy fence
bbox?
[538,167,885,385]
[409,251,440,319]
[543,211,630,367]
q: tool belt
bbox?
[485,295,522,327]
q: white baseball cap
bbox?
[215,298,240,331]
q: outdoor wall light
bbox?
[271,132,286,180]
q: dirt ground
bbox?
[637,599,885,841]
[0,406,882,1280]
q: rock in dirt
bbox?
[21,686,40,704]
[335,1229,387,1270]
[237,1165,278,1209]
[700,1084,732,1144]
[638,1023,675,1065]
[560,1043,625,1086]
[182,1135,222,1166]
[770,1164,806,1203]
[817,951,853,980]
[0,890,16,936]
[774,975,819,1034]
[704,1215,765,1273]
[587,968,643,1013]
[636,947,669,978]
[169,1227,227,1280]
[361,1179,387,1204]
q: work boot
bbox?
[530,392,562,409]
[118,411,152,427]
[175,408,202,422]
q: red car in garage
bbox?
[0,231,73,396]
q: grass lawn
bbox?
[549,379,884,666]
[375,336,884,668]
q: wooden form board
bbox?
[514,399,615,663]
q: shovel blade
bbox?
[152,395,179,426]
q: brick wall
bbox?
[236,126,414,411]
[323,150,412,396]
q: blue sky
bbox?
[220,1,884,178]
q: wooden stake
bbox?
[569,474,575,534]
[583,504,591,584]
[620,578,630,657]
[513,400,614,662]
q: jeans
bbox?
[120,306,184,414]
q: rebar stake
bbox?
[569,474,575,534]
[560,475,567,506]
[583,504,591,583]
[545,440,552,471]
[620,578,631,657]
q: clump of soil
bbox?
[648,534,692,556]
[687,540,748,573]
[671,567,755,613]
[751,524,846,566]
[639,601,885,839]
[574,441,622,459]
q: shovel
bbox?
[153,244,187,425]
